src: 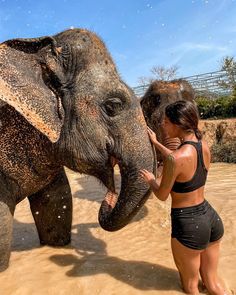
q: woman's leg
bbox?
[171,238,202,295]
[200,240,227,295]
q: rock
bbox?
[199,118,236,162]
[199,118,236,148]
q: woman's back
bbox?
[171,139,211,208]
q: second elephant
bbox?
[140,79,195,165]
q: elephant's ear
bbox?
[0,37,64,142]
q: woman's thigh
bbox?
[200,240,228,294]
[171,238,202,286]
[200,239,221,280]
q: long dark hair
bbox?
[165,100,202,140]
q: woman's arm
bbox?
[147,127,172,158]
[140,153,177,201]
[153,140,173,158]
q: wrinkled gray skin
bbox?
[0,29,155,271]
[140,79,195,163]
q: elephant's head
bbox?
[0,29,156,231]
[140,80,195,161]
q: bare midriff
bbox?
[170,186,205,208]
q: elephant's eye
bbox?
[103,97,125,117]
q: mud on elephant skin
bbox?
[0,28,156,271]
[140,79,195,165]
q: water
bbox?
[1,163,235,295]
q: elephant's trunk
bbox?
[98,124,156,231]
[155,136,181,177]
[163,137,181,151]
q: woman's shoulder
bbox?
[166,149,189,172]
[169,144,196,170]
[171,144,193,160]
[171,139,211,169]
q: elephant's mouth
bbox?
[102,155,120,209]
[103,190,118,209]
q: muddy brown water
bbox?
[1,163,235,295]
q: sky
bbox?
[0,0,235,87]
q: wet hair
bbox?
[165,100,202,140]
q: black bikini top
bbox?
[172,141,208,193]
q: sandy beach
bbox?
[0,163,235,295]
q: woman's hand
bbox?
[147,127,158,145]
[139,169,156,185]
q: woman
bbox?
[140,100,226,295]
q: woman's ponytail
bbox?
[194,128,202,140]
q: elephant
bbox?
[0,28,156,271]
[140,79,195,169]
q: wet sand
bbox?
[1,163,236,295]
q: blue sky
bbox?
[0,0,235,87]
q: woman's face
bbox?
[162,115,179,138]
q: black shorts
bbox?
[171,200,224,250]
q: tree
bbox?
[218,56,236,90]
[151,65,179,81]
[137,65,179,85]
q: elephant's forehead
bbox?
[67,29,105,48]
[154,82,180,93]
[64,29,112,58]
[89,62,117,79]
[78,65,130,97]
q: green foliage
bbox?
[219,56,236,90]
[196,95,236,119]
[211,141,236,163]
